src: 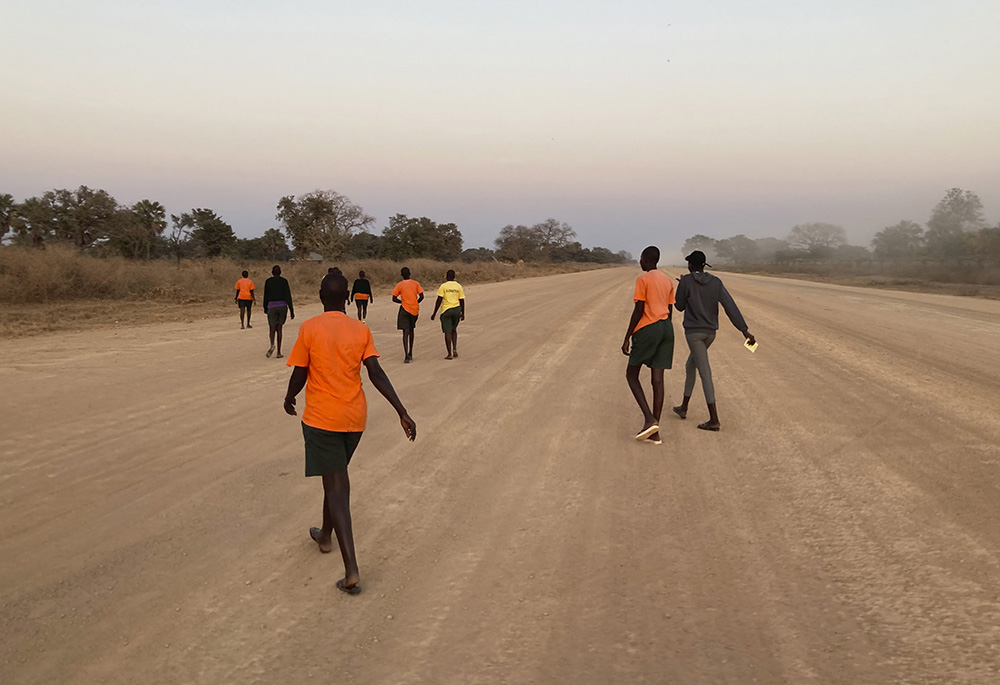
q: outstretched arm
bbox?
[621,301,645,356]
[283,366,308,415]
[363,356,416,441]
[430,296,443,320]
[719,285,754,344]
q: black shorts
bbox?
[397,306,419,330]
[238,299,253,310]
[302,423,363,476]
[628,318,674,369]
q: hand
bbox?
[430,313,436,320]
[621,337,631,356]
[460,314,465,321]
[745,332,756,346]
[283,396,297,416]
[400,412,416,441]
[290,312,295,320]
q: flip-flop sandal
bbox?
[309,527,332,553]
[645,438,663,445]
[672,407,687,419]
[337,579,362,595]
[635,425,659,441]
[697,422,720,432]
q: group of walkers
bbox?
[622,246,755,442]
[233,250,752,596]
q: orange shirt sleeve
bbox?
[249,280,255,290]
[416,282,424,294]
[667,280,676,305]
[235,281,240,291]
[362,327,379,361]
[286,323,311,367]
[633,275,647,302]
[391,283,402,297]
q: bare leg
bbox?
[239,307,246,329]
[321,471,359,589]
[246,306,252,328]
[626,364,656,430]
[276,325,284,357]
[451,330,458,357]
[401,331,409,360]
[356,301,363,321]
[649,368,664,441]
[444,332,453,359]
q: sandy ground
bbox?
[2,267,1000,684]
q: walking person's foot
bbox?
[336,577,362,595]
[672,406,687,419]
[635,422,659,441]
[308,527,333,554]
[247,324,252,329]
[241,325,245,330]
[266,344,275,358]
[445,354,453,360]
[276,352,284,359]
[645,431,663,445]
[697,421,721,432]
[452,350,458,358]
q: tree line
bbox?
[683,188,1000,266]
[0,188,632,265]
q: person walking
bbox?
[234,270,255,329]
[429,269,466,360]
[283,272,416,595]
[263,265,294,358]
[391,267,424,363]
[621,246,675,445]
[350,271,373,323]
[672,250,756,431]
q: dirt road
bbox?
[2,268,1000,684]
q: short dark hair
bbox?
[401,267,411,278]
[446,269,456,280]
[242,270,249,278]
[359,270,365,278]
[640,246,659,263]
[328,267,341,276]
[320,273,349,301]
[272,265,281,276]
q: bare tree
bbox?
[277,190,374,259]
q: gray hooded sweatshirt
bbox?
[675,271,749,334]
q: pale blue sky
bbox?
[3,0,998,254]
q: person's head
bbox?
[358,270,365,278]
[319,272,349,309]
[272,265,281,276]
[401,267,411,279]
[242,270,249,278]
[639,246,659,272]
[446,269,456,281]
[328,267,342,276]
[684,250,710,272]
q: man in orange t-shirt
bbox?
[284,272,416,595]
[234,270,256,329]
[621,246,675,445]
[391,267,424,363]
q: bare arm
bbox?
[363,356,416,441]
[283,366,308,416]
[459,298,465,320]
[621,301,645,355]
[430,295,443,320]
[417,292,424,304]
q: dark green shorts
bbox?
[397,306,418,330]
[628,318,674,369]
[266,305,287,327]
[302,423,363,476]
[440,306,462,332]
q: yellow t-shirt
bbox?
[436,281,465,312]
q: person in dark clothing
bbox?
[263,265,295,358]
[672,250,756,431]
[350,271,373,323]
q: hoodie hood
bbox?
[691,271,716,285]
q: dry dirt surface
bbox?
[2,268,1000,684]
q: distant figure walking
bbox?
[350,271,373,323]
[672,250,756,432]
[283,272,416,595]
[391,267,424,363]
[263,265,295,358]
[621,246,675,445]
[429,270,466,360]
[235,270,255,329]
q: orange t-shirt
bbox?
[235,277,255,300]
[633,269,675,332]
[391,279,424,315]
[286,311,380,432]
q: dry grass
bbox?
[0,246,609,337]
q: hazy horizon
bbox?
[3,0,998,255]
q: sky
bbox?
[2,0,999,255]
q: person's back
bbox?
[264,274,293,308]
[634,269,674,329]
[676,271,747,333]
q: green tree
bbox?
[926,188,985,257]
[871,220,924,260]
[166,214,193,264]
[787,223,847,258]
[10,196,57,247]
[379,214,463,261]
[495,224,545,262]
[44,186,119,248]
[346,231,382,259]
[171,209,235,258]
[0,193,14,242]
[277,190,374,259]
[461,247,495,263]
[715,234,759,264]
[261,228,291,261]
